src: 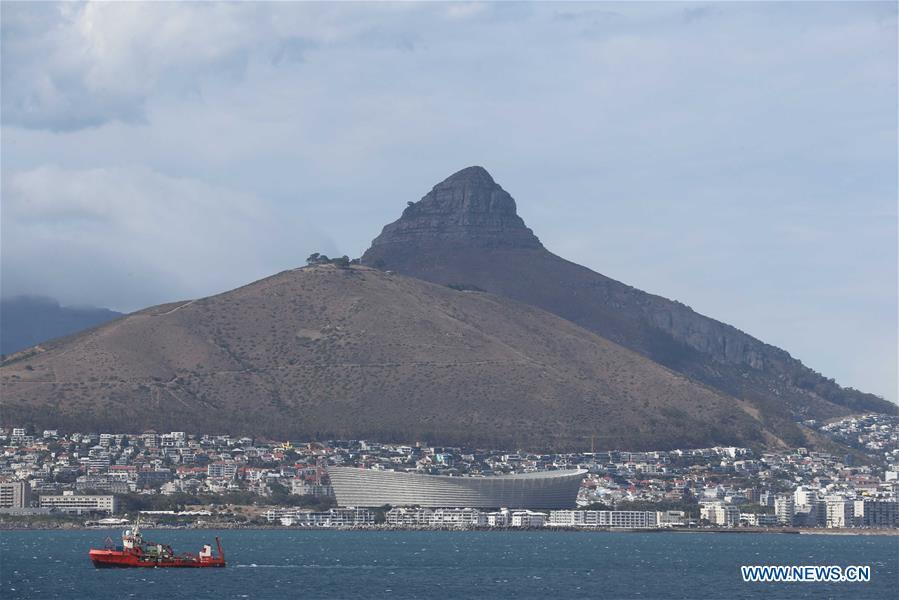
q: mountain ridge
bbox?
[0,296,123,357]
[362,166,895,434]
[1,166,892,450]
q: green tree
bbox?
[306,253,331,266]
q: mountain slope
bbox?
[362,166,896,443]
[1,265,770,450]
[1,296,122,357]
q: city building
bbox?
[700,502,740,527]
[656,510,687,527]
[740,513,779,527]
[39,491,118,514]
[547,510,659,529]
[431,508,485,527]
[207,462,238,480]
[856,500,899,527]
[775,494,795,526]
[0,481,31,508]
[486,509,510,527]
[825,497,854,528]
[2,418,898,531]
[290,480,333,497]
[386,507,433,527]
[548,509,583,527]
[510,510,547,527]
[263,507,373,527]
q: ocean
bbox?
[1,529,896,599]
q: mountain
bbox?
[2,166,890,450]
[1,264,774,450]
[362,166,896,444]
[1,296,122,357]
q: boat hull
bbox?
[89,549,226,568]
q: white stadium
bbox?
[327,467,586,509]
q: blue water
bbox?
[1,530,896,599]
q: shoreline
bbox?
[2,523,897,536]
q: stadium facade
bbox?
[327,467,586,509]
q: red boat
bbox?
[89,521,225,568]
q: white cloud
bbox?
[2,3,300,130]
[0,1,446,130]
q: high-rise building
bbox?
[0,481,31,508]
[793,485,820,507]
[825,497,854,528]
[775,494,794,525]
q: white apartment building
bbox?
[386,507,433,527]
[740,513,779,527]
[608,510,657,528]
[323,508,374,527]
[207,462,238,479]
[775,494,794,525]
[510,510,547,527]
[39,491,117,514]
[548,509,584,527]
[486,509,510,527]
[547,510,658,529]
[825,497,854,528]
[656,510,687,527]
[700,502,740,527]
[793,486,820,507]
[432,508,485,527]
[264,508,374,527]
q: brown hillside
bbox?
[1,265,769,450]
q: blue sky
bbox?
[1,2,896,403]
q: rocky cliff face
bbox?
[368,166,542,252]
[363,167,895,426]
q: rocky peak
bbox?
[441,165,496,186]
[364,166,543,252]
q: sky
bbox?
[1,2,896,403]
